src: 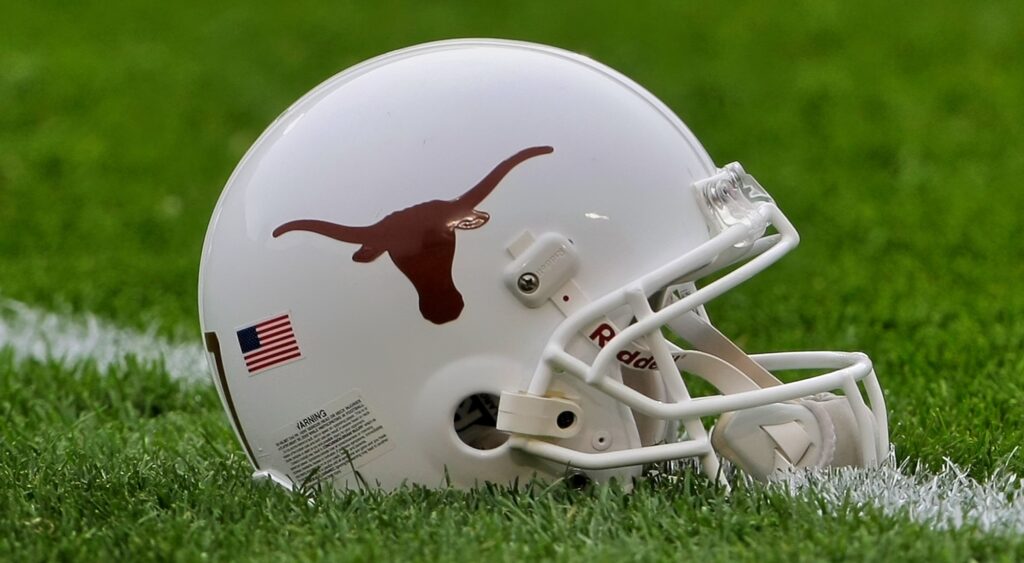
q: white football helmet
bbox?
[198,39,888,491]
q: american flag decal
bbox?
[236,313,302,374]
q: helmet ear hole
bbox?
[453,393,509,450]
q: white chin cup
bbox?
[710,392,864,481]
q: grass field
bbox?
[3,0,1024,560]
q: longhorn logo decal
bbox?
[273,146,554,324]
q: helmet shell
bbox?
[199,39,716,490]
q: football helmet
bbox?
[198,39,888,491]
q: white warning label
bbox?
[271,391,393,483]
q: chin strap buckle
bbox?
[496,392,583,439]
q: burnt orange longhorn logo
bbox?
[273,146,554,324]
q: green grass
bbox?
[3,0,1024,559]
[2,356,1021,561]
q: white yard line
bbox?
[2,297,1024,532]
[0,298,208,379]
[772,454,1024,533]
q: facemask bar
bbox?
[506,164,889,475]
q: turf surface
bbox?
[3,0,1024,559]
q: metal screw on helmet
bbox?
[517,273,540,293]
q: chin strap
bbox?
[666,311,781,389]
[709,393,865,480]
[666,312,871,479]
